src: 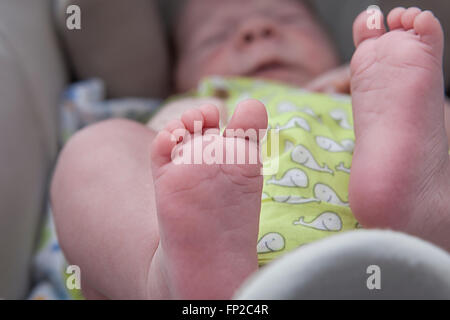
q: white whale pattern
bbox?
[299,106,322,123]
[314,183,349,206]
[267,168,308,188]
[330,109,353,130]
[291,145,334,175]
[340,140,355,152]
[275,116,311,132]
[257,232,285,253]
[272,195,320,205]
[294,212,343,231]
[262,192,270,200]
[316,136,354,153]
[277,103,322,122]
[284,140,295,153]
[335,162,351,174]
[277,102,299,114]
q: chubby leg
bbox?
[51,99,268,300]
[51,119,167,299]
[350,8,450,250]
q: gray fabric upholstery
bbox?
[0,0,67,299]
[313,0,378,63]
[234,230,450,300]
[56,0,170,99]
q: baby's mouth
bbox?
[248,61,287,77]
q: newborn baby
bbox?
[51,0,450,300]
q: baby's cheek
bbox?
[302,44,336,77]
[291,31,339,74]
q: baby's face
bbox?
[175,0,340,92]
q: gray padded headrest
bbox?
[55,0,170,99]
[235,230,450,299]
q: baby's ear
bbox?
[56,0,170,99]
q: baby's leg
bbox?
[350,8,450,250]
[51,119,166,299]
[150,101,267,299]
[51,100,267,299]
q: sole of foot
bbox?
[349,7,450,250]
[149,99,268,299]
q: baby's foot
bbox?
[150,100,267,299]
[349,8,450,249]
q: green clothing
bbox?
[197,76,360,265]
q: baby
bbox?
[51,0,450,299]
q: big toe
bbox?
[225,99,268,141]
[353,6,386,47]
[414,10,444,56]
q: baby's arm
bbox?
[305,64,351,94]
[51,120,169,299]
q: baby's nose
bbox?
[235,18,279,48]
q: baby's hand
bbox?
[305,64,350,95]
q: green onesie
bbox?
[197,76,360,266]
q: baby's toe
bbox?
[151,130,178,167]
[225,99,268,141]
[401,7,422,30]
[387,7,406,30]
[165,119,185,132]
[414,10,444,54]
[165,119,187,143]
[181,108,205,134]
[353,7,386,47]
[199,104,220,129]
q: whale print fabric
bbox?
[198,77,359,266]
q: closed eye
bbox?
[199,30,230,48]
